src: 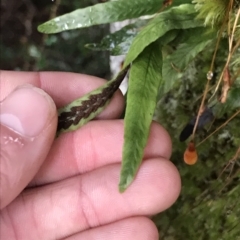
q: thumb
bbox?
[0,85,57,209]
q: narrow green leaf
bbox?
[85,20,148,56]
[123,4,203,67]
[38,0,193,34]
[119,41,163,192]
[57,66,129,136]
[38,0,162,34]
[162,27,216,93]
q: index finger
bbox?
[0,70,125,119]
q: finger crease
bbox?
[79,177,100,230]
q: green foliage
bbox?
[36,0,240,239]
[216,86,240,116]
[85,20,148,55]
[154,65,240,239]
[119,41,163,192]
[162,27,216,93]
[38,0,162,34]
[193,0,229,26]
[38,0,195,34]
[124,4,203,67]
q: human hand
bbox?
[0,71,181,240]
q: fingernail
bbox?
[0,85,56,137]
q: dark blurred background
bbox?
[0,0,110,78]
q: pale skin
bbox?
[0,71,181,240]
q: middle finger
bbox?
[31,120,172,186]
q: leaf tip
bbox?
[37,24,44,33]
[118,185,126,193]
[37,22,58,34]
[118,174,134,193]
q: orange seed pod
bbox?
[184,141,198,165]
